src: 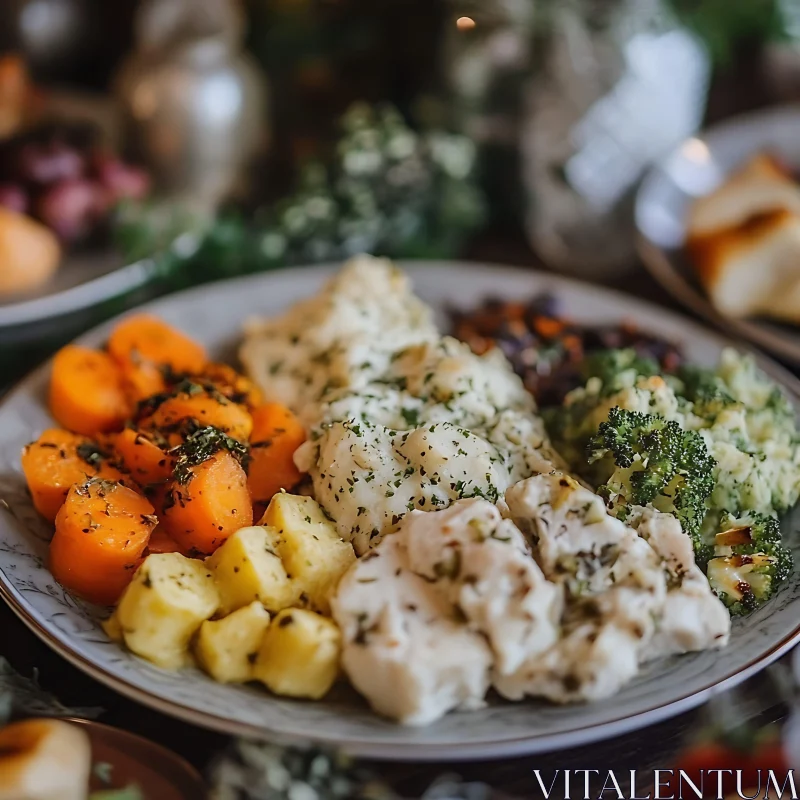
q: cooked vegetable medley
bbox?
[541,347,799,614]
[22,256,799,725]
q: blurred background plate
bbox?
[0,248,158,340]
[636,105,800,365]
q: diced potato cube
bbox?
[195,601,271,683]
[114,553,220,670]
[206,526,300,614]
[261,494,356,614]
[101,612,123,643]
[253,608,341,699]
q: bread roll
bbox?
[0,718,91,800]
[0,207,60,296]
[687,153,800,240]
[689,208,800,322]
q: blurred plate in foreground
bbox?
[68,718,205,799]
[0,248,158,335]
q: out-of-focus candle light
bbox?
[682,137,710,163]
[456,16,476,31]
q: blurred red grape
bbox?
[92,153,151,202]
[0,183,28,214]
[0,125,152,247]
[36,178,103,243]
[18,141,84,186]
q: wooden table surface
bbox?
[0,235,795,796]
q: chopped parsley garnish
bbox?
[171,426,250,484]
[76,441,110,468]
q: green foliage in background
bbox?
[667,0,788,65]
[114,103,486,291]
[0,657,100,725]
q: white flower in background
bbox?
[342,148,384,177]
[258,232,286,260]
[386,130,417,160]
[428,133,476,180]
[304,196,335,221]
[282,206,308,235]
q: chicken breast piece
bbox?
[493,619,641,703]
[628,506,730,659]
[500,473,668,703]
[331,498,563,724]
[331,531,492,726]
[401,499,563,675]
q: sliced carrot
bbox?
[109,427,174,486]
[145,524,190,557]
[48,346,129,436]
[119,359,167,407]
[247,403,306,507]
[50,478,156,605]
[161,450,252,555]
[147,390,253,443]
[142,481,170,518]
[108,314,206,376]
[192,363,263,410]
[21,429,131,522]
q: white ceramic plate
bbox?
[1,262,799,761]
[636,105,800,365]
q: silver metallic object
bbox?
[520,0,710,278]
[115,0,268,210]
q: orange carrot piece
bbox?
[119,359,167,407]
[109,427,174,486]
[193,363,264,410]
[148,392,253,443]
[21,429,131,522]
[145,524,190,557]
[50,478,156,605]
[142,481,170,518]
[108,314,206,376]
[48,346,129,436]
[247,403,306,506]
[161,450,252,555]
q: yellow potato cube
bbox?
[253,608,341,699]
[206,526,300,614]
[195,601,271,683]
[261,494,355,614]
[101,612,123,643]
[114,553,220,670]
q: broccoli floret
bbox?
[582,348,659,394]
[715,512,783,554]
[674,363,736,421]
[541,395,602,469]
[706,513,793,615]
[707,552,792,615]
[543,350,663,465]
[587,407,716,552]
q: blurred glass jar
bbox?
[520,0,710,278]
[115,0,268,212]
